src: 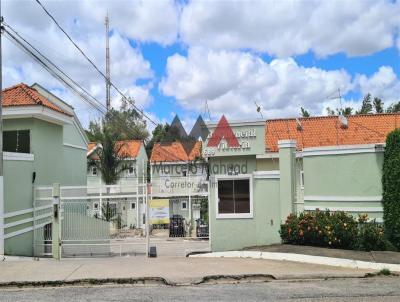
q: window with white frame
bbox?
[93,202,99,210]
[217,176,252,218]
[181,200,188,210]
[131,202,136,210]
[127,165,135,176]
[300,170,304,189]
[91,166,98,176]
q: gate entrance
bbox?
[33,182,210,258]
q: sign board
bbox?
[149,199,170,225]
[203,119,266,157]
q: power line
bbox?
[34,0,157,126]
[4,23,185,162]
[3,25,106,114]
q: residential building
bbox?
[150,141,208,227]
[87,140,148,229]
[0,83,88,256]
[203,114,400,252]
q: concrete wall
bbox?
[303,151,384,220]
[3,118,87,256]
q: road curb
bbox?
[189,251,400,272]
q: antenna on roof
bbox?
[327,88,343,113]
[254,101,264,119]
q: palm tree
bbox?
[88,126,129,223]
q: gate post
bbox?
[52,183,61,260]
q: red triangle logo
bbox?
[207,115,240,147]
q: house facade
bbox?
[150,141,208,229]
[87,140,148,229]
[0,83,88,256]
[203,114,400,252]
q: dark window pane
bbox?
[17,130,30,153]
[3,130,30,153]
[3,131,18,152]
[234,179,250,213]
[218,180,234,214]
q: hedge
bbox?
[382,129,400,249]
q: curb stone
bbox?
[189,251,400,272]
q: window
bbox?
[3,130,30,153]
[181,200,188,210]
[91,166,98,176]
[300,170,304,189]
[108,203,117,217]
[217,177,252,218]
[131,202,136,210]
[93,203,99,210]
[128,165,135,176]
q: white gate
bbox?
[33,180,210,258]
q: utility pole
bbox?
[105,13,111,111]
[0,0,4,256]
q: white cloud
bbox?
[2,0,161,126]
[180,0,400,57]
[356,66,400,104]
[160,48,353,119]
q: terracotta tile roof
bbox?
[3,83,72,116]
[266,114,400,152]
[87,140,143,159]
[150,141,202,162]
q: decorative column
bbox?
[278,140,297,222]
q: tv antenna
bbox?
[254,101,264,119]
[327,88,343,113]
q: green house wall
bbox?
[3,117,87,256]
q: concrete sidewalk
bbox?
[245,244,400,264]
[0,257,376,287]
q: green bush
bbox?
[382,129,400,249]
[280,210,358,249]
[280,211,398,251]
[356,219,392,251]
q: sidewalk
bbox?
[0,256,375,287]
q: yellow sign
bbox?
[149,199,170,224]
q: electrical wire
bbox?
[34,0,157,126]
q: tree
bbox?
[300,107,310,118]
[356,93,373,114]
[387,102,400,113]
[88,126,129,185]
[340,107,354,116]
[326,107,336,116]
[382,129,400,249]
[373,97,384,113]
[87,102,149,142]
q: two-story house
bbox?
[0,83,88,256]
[87,140,148,229]
[150,141,208,231]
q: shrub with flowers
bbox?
[280,210,358,249]
[356,215,394,251]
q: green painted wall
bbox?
[3,117,87,256]
[303,152,384,219]
[208,155,281,251]
[210,176,281,251]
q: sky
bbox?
[2,0,400,132]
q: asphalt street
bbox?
[0,277,399,301]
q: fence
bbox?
[33,180,210,258]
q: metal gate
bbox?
[33,180,210,258]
